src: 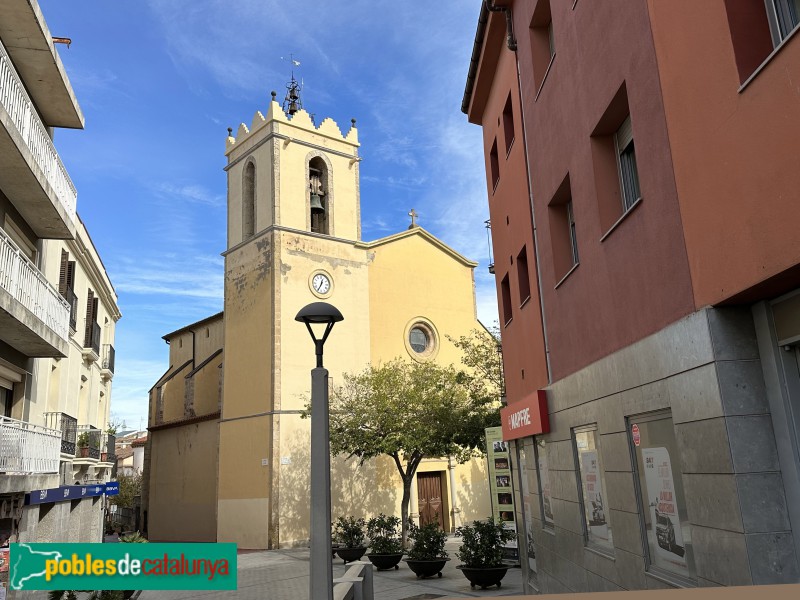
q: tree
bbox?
[327,358,500,545]
[108,472,142,508]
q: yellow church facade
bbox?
[143,92,491,548]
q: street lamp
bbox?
[295,302,344,600]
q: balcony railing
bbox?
[102,432,116,463]
[76,424,101,460]
[0,416,61,474]
[44,411,77,455]
[0,227,70,342]
[102,344,115,374]
[84,321,100,355]
[64,286,78,332]
[0,38,77,223]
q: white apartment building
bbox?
[0,0,121,581]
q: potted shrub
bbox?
[77,432,90,458]
[455,518,515,590]
[403,521,449,579]
[332,516,367,564]
[365,514,404,570]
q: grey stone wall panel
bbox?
[692,524,752,586]
[736,473,791,533]
[745,532,800,584]
[707,307,760,361]
[683,473,744,532]
[668,364,724,424]
[600,432,634,473]
[609,508,644,555]
[727,415,780,473]
[675,418,733,474]
[716,360,769,416]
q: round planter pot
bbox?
[403,557,450,579]
[336,546,367,564]
[456,565,509,590]
[366,552,404,570]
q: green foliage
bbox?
[455,518,514,568]
[108,472,142,508]
[120,531,149,543]
[332,516,366,548]
[366,514,403,554]
[328,358,498,467]
[48,592,123,600]
[407,521,448,560]
[77,432,90,448]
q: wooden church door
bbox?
[417,472,445,530]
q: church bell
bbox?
[310,193,325,213]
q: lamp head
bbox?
[295,302,344,325]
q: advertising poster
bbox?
[519,446,537,576]
[580,450,609,542]
[537,447,554,526]
[485,427,517,561]
[642,447,687,571]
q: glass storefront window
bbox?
[534,438,554,528]
[629,411,696,583]
[573,426,614,553]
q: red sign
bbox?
[500,389,550,441]
[632,424,641,447]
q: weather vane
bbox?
[280,54,303,116]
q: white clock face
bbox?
[312,273,331,294]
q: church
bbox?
[142,81,492,548]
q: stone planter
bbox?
[456,565,508,589]
[404,557,450,579]
[336,546,367,564]
[366,553,403,570]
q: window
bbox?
[725,0,777,83]
[84,290,99,352]
[533,438,554,528]
[2,387,12,418]
[501,274,512,326]
[58,249,78,332]
[405,320,438,360]
[573,426,614,553]
[309,157,330,234]
[243,160,256,239]
[629,411,697,584]
[502,94,515,155]
[567,201,579,266]
[615,116,641,212]
[517,440,538,591]
[530,0,554,91]
[489,139,500,191]
[766,0,800,45]
[516,246,531,304]
[409,327,429,353]
[548,174,578,284]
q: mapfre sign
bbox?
[500,389,550,441]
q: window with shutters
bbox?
[614,116,641,213]
[59,249,78,332]
[84,290,100,354]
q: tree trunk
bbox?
[400,476,413,548]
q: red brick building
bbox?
[464,0,800,593]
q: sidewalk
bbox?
[137,536,524,600]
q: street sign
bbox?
[105,482,120,496]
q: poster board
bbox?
[485,426,518,562]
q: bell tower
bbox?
[224,84,361,249]
[217,83,372,549]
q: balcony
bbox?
[100,433,116,464]
[0,36,77,239]
[44,411,77,456]
[82,321,100,363]
[75,425,101,461]
[0,415,61,474]
[0,226,70,357]
[101,344,115,381]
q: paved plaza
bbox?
[135,536,524,600]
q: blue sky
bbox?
[40,0,498,429]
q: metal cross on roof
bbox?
[408,208,418,229]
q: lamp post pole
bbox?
[295,302,343,600]
[310,364,333,600]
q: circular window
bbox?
[409,327,429,354]
[404,318,439,361]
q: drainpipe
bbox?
[516,64,552,384]
[485,0,518,51]
[447,457,460,532]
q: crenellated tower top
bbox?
[224,84,363,249]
